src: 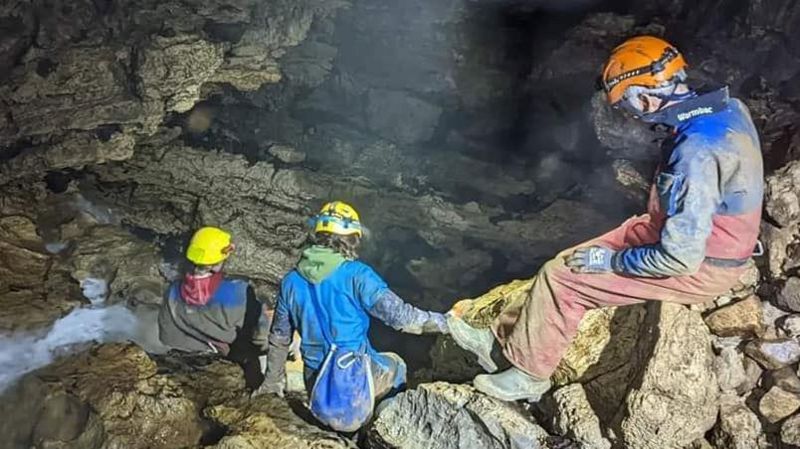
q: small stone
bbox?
[712,393,766,449]
[745,339,800,370]
[704,295,763,337]
[758,386,800,423]
[780,315,800,338]
[267,144,306,164]
[714,347,747,392]
[738,357,764,395]
[763,300,790,328]
[777,277,800,312]
[782,414,800,448]
[772,367,800,394]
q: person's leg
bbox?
[494,218,744,380]
[371,352,407,401]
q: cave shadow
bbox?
[585,302,661,443]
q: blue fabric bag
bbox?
[307,283,375,432]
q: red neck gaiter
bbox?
[180,271,224,306]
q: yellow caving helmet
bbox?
[601,35,688,106]
[312,201,363,237]
[186,226,234,266]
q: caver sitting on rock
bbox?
[253,201,449,431]
[448,36,764,402]
[158,226,270,384]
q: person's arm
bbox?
[253,289,293,397]
[354,264,448,334]
[244,286,270,351]
[614,141,720,277]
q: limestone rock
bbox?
[780,314,800,338]
[704,295,764,337]
[0,344,243,449]
[268,144,307,164]
[772,367,800,394]
[0,132,136,184]
[137,36,225,113]
[714,346,747,392]
[739,356,764,395]
[745,338,800,370]
[205,396,355,449]
[618,303,719,449]
[712,393,766,449]
[0,215,50,289]
[367,382,554,449]
[547,384,611,449]
[364,88,443,144]
[760,220,798,279]
[758,386,800,423]
[782,414,800,448]
[778,277,800,312]
[765,159,800,227]
[68,225,164,306]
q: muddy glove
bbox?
[565,246,616,274]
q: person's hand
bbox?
[565,246,616,274]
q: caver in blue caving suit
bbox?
[254,201,449,431]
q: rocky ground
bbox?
[2,0,800,448]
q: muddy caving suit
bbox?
[493,88,764,380]
[158,277,269,362]
[263,255,446,400]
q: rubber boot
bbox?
[473,367,552,402]
[447,316,498,373]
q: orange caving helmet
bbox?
[602,36,688,106]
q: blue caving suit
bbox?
[262,245,447,400]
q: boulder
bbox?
[0,215,50,289]
[366,382,555,449]
[546,384,611,449]
[778,277,800,313]
[205,396,354,449]
[704,295,764,337]
[758,386,800,424]
[0,344,348,449]
[617,303,719,449]
[711,393,766,449]
[782,414,800,448]
[744,338,800,370]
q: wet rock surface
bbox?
[0,344,349,449]
[366,382,553,449]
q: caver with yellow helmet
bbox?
[255,200,450,432]
[159,226,269,378]
[444,36,764,403]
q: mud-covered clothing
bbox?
[158,276,269,355]
[494,214,749,379]
[262,246,446,393]
[613,88,763,276]
[493,89,763,379]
